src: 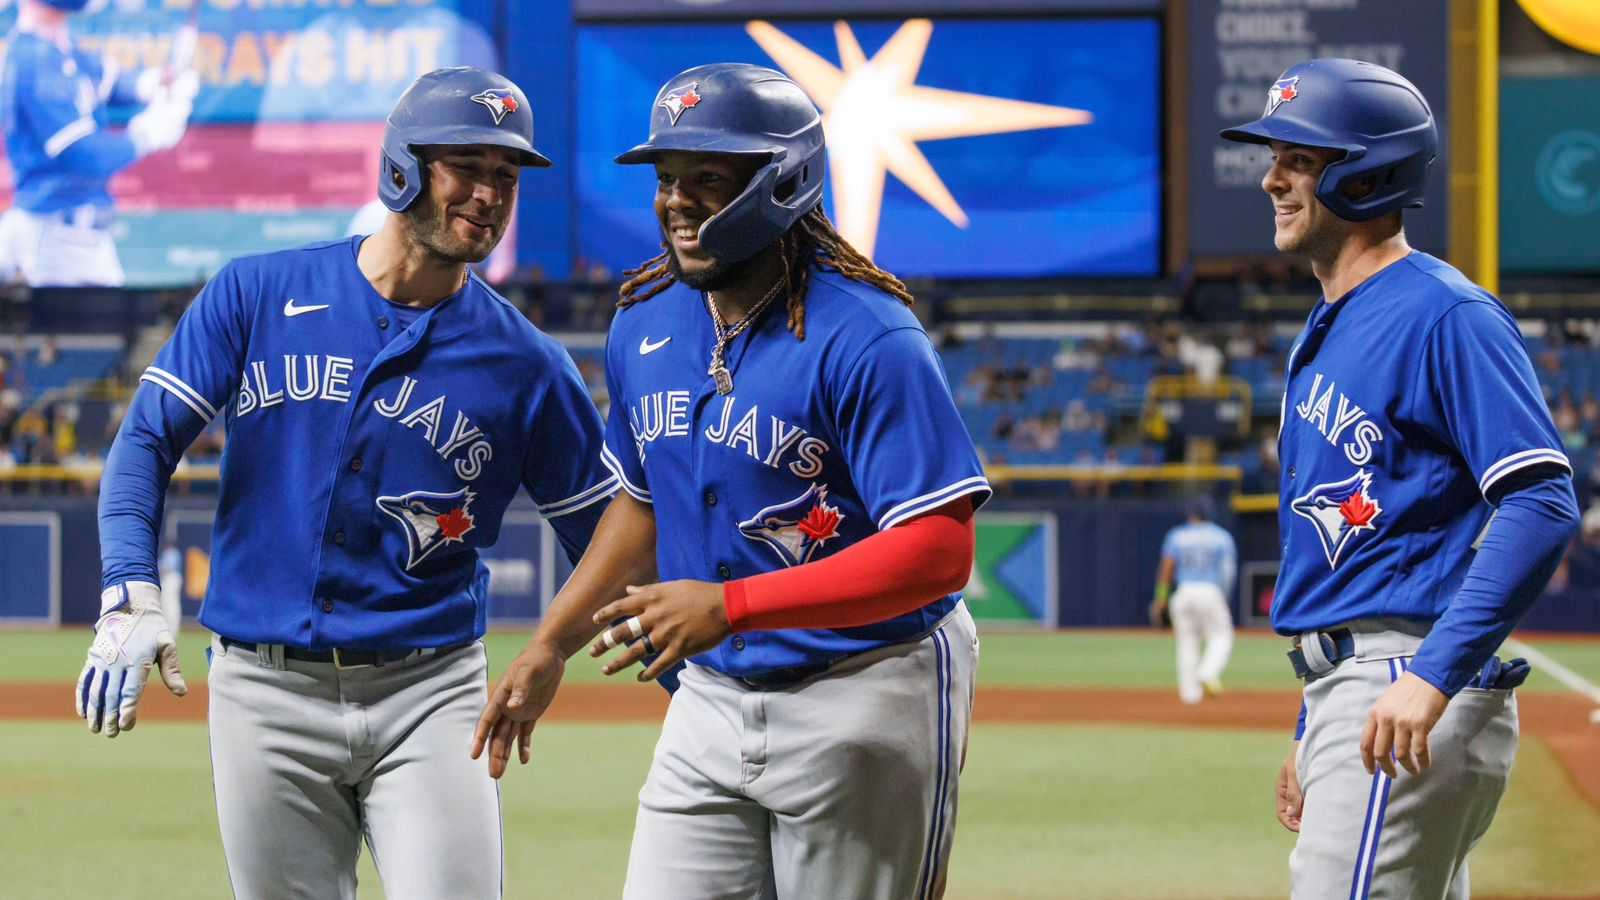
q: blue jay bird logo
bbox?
[1265,75,1300,116]
[658,82,703,126]
[1291,470,1382,570]
[471,89,520,125]
[738,483,843,568]
[377,487,477,570]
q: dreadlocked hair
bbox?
[616,206,914,341]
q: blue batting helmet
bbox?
[378,67,552,213]
[616,63,826,264]
[1220,58,1437,222]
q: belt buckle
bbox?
[332,648,375,670]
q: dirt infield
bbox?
[10,682,1599,812]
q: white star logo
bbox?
[747,19,1093,259]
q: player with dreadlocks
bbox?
[476,63,990,898]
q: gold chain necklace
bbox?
[705,278,784,395]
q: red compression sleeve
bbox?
[723,503,976,632]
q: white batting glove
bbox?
[75,581,188,738]
[127,98,192,157]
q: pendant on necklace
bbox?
[711,364,733,395]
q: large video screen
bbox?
[575,17,1161,279]
[0,0,499,287]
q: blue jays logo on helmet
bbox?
[658,82,703,126]
[738,484,844,568]
[377,487,477,571]
[471,89,520,125]
[1291,470,1382,569]
[1265,76,1300,116]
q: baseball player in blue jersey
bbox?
[1223,59,1580,899]
[0,0,196,286]
[1150,498,1237,703]
[75,67,615,899]
[474,63,989,899]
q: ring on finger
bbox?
[626,616,644,639]
[642,634,657,655]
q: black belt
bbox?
[737,661,833,691]
[1287,628,1356,680]
[220,637,469,669]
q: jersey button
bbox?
[717,565,731,580]
[377,317,390,329]
[732,637,746,651]
[349,457,363,473]
[322,599,334,613]
[1288,466,1297,479]
[704,491,718,507]
[333,530,346,545]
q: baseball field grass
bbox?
[4,628,1600,899]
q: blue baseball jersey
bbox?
[1,30,142,212]
[1162,521,1237,593]
[601,267,991,677]
[105,237,616,649]
[1272,252,1569,635]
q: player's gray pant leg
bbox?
[625,604,978,900]
[208,642,363,900]
[624,664,780,900]
[209,639,502,900]
[355,644,502,900]
[1291,649,1517,900]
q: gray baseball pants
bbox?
[623,603,979,900]
[207,637,502,900]
[1291,625,1518,900]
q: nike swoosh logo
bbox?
[640,336,671,355]
[283,299,330,317]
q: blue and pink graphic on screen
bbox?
[0,0,495,286]
[576,18,1161,278]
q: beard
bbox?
[405,191,500,265]
[666,242,762,292]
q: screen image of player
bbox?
[574,17,1161,279]
[0,0,495,287]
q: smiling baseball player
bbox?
[475,63,989,899]
[1222,58,1580,898]
[76,67,615,899]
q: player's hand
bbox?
[74,581,187,738]
[589,581,729,682]
[128,98,191,157]
[472,639,565,779]
[1275,741,1303,833]
[1360,670,1449,778]
[1147,598,1168,629]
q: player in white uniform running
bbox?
[1151,498,1236,703]
[0,0,195,286]
[474,63,990,899]
[1223,59,1579,899]
[74,68,615,899]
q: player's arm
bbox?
[79,265,249,739]
[473,492,657,777]
[1362,300,1580,777]
[11,44,140,173]
[1150,554,1176,627]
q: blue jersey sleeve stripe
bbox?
[538,474,619,518]
[139,367,217,422]
[1479,448,1572,495]
[44,118,96,158]
[877,476,992,531]
[601,445,651,503]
